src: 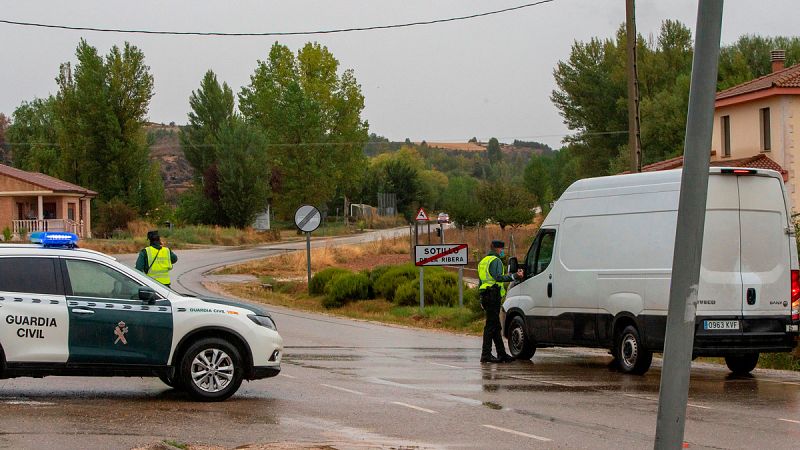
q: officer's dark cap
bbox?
[147,230,160,241]
[491,240,505,249]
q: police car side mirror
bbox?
[138,287,157,305]
[508,257,519,274]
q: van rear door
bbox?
[697,175,744,319]
[738,174,792,318]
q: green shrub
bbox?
[369,265,393,284]
[2,227,11,242]
[309,267,351,295]
[464,288,482,314]
[94,198,138,238]
[323,272,371,308]
[392,270,462,307]
[394,279,419,306]
[374,264,418,300]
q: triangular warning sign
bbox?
[415,208,429,221]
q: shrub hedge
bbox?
[309,267,351,295]
[373,264,418,300]
[323,272,371,308]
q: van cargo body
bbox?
[503,168,800,375]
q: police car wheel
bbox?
[507,315,535,360]
[614,325,653,375]
[180,338,244,401]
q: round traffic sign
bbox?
[294,205,321,233]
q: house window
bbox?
[760,107,771,151]
[721,115,731,157]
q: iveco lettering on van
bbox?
[503,168,800,375]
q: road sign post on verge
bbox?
[654,1,723,449]
[294,205,322,290]
[415,244,469,310]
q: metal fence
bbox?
[376,192,397,216]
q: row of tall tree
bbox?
[6,40,163,219]
[178,42,369,227]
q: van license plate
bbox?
[704,320,739,330]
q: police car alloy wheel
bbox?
[180,337,244,401]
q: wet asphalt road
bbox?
[2,229,800,449]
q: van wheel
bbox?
[614,325,652,375]
[507,315,536,360]
[179,338,244,401]
[725,353,759,375]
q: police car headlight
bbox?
[248,314,277,331]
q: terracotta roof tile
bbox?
[633,153,787,181]
[716,63,800,100]
[0,163,98,196]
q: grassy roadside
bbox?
[212,280,485,335]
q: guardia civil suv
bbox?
[0,233,283,401]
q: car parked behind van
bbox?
[503,168,800,375]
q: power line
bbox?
[0,1,556,37]
[2,130,627,148]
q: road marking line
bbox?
[321,384,365,395]
[280,373,296,379]
[392,401,438,414]
[430,362,462,369]
[779,418,800,425]
[482,424,551,442]
[687,403,711,410]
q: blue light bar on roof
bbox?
[29,231,45,244]
[35,232,80,248]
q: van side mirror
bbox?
[138,287,157,305]
[508,257,519,274]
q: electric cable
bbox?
[0,1,556,37]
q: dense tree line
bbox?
[6,40,163,233]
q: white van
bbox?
[503,168,800,375]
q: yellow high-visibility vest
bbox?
[145,246,173,285]
[478,255,505,297]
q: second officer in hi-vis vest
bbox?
[478,240,523,363]
[135,230,178,287]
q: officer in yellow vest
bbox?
[135,230,178,287]
[478,240,523,363]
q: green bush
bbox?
[2,227,12,242]
[368,265,393,284]
[309,267,351,295]
[392,269,463,307]
[323,272,371,308]
[94,198,138,238]
[374,264,418,300]
[464,288,482,314]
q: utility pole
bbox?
[654,1,723,448]
[626,0,643,172]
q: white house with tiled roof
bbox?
[711,50,800,210]
[0,163,97,238]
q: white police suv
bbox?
[0,233,283,401]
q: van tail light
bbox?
[791,270,800,321]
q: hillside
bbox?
[145,123,193,203]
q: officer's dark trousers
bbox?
[480,286,508,359]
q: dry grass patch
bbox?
[219,237,409,277]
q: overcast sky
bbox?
[1,0,796,148]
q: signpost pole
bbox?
[458,267,464,308]
[294,205,322,293]
[306,232,312,286]
[419,267,425,311]
[441,225,445,244]
[427,223,431,244]
[654,1,723,448]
